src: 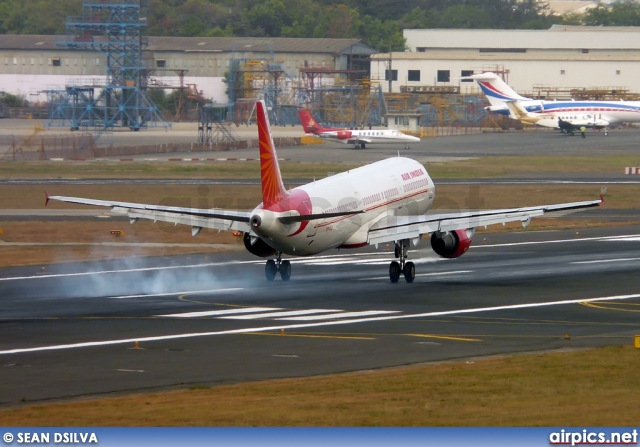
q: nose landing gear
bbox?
[389,240,415,283]
[265,252,291,281]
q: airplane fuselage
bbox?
[250,157,434,256]
[317,129,421,145]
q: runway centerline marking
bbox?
[472,234,640,249]
[572,257,640,264]
[3,292,640,356]
[359,270,472,281]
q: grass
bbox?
[1,346,639,426]
[0,154,637,179]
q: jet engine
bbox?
[243,232,276,258]
[430,229,474,259]
[335,130,352,140]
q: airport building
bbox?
[371,26,640,99]
[0,35,376,103]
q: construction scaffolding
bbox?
[225,59,387,128]
[296,68,386,127]
[47,0,169,133]
[198,105,239,144]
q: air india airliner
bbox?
[47,101,601,283]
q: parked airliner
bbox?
[467,72,640,130]
[47,101,601,283]
[299,109,420,149]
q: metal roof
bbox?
[405,27,640,51]
[0,35,378,55]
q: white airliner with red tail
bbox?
[299,109,420,149]
[47,101,602,283]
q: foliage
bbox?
[0,0,607,52]
[2,92,28,107]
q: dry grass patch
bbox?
[0,220,243,267]
[1,346,639,426]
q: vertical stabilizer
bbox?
[257,101,288,208]
[469,72,531,106]
[298,109,325,134]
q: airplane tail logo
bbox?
[298,109,324,134]
[256,101,288,208]
[470,72,531,105]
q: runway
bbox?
[1,225,639,405]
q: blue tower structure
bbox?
[49,0,169,132]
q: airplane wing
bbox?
[367,199,602,245]
[46,194,252,234]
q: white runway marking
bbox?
[472,234,640,249]
[572,257,640,265]
[4,292,640,356]
[280,310,401,321]
[111,288,242,300]
[219,309,342,320]
[0,261,235,282]
[359,270,472,281]
[159,307,279,318]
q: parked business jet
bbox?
[47,101,602,283]
[467,72,640,130]
[299,109,420,149]
[506,100,609,134]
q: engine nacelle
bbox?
[430,229,473,259]
[243,233,276,258]
[336,130,353,140]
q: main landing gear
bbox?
[389,240,415,283]
[265,252,291,281]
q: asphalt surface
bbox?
[1,124,639,406]
[0,225,639,405]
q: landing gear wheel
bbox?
[265,259,277,281]
[360,142,366,149]
[280,260,291,281]
[403,261,415,283]
[389,261,401,283]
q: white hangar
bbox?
[370,26,640,96]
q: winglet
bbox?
[256,101,288,209]
[45,191,50,206]
[600,194,605,208]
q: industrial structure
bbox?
[9,25,640,133]
[47,0,169,133]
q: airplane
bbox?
[46,100,602,284]
[299,109,421,149]
[466,71,640,131]
[505,100,609,135]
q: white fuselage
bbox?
[318,129,421,145]
[497,100,640,128]
[250,157,434,256]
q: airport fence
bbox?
[0,134,300,161]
